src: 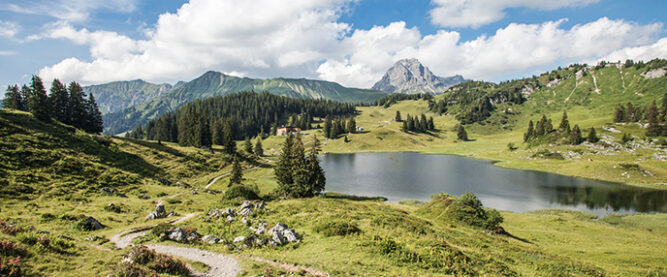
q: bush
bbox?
[313,219,360,237]
[124,246,190,276]
[222,185,260,201]
[448,193,504,230]
[40,213,56,222]
[151,223,174,238]
[115,263,156,277]
[0,241,26,257]
[0,256,22,277]
[16,232,38,246]
[0,221,22,235]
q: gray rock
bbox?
[226,215,234,222]
[241,217,250,226]
[222,208,235,216]
[239,208,253,216]
[240,201,254,210]
[168,227,187,242]
[254,223,266,235]
[372,58,464,94]
[255,201,265,210]
[187,232,199,242]
[83,216,104,230]
[155,202,166,216]
[268,223,299,245]
[233,236,245,243]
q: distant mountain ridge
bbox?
[372,58,464,94]
[83,80,174,114]
[101,71,387,134]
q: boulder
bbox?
[240,201,254,210]
[268,223,299,245]
[167,227,188,242]
[253,223,267,235]
[100,187,116,195]
[233,236,245,243]
[226,215,234,222]
[255,201,265,210]
[222,208,235,216]
[82,216,104,230]
[187,232,200,242]
[239,208,253,216]
[155,202,166,216]
[241,217,250,226]
[201,235,220,244]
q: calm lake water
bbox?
[321,152,667,215]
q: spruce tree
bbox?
[223,120,236,155]
[254,138,264,157]
[524,120,534,142]
[331,122,339,139]
[587,127,599,143]
[457,124,468,141]
[395,111,402,122]
[228,156,243,186]
[86,92,104,133]
[420,114,428,132]
[68,82,87,127]
[290,135,310,197]
[614,104,625,123]
[323,115,332,138]
[347,117,356,133]
[28,75,50,121]
[570,125,583,145]
[2,85,22,110]
[275,135,294,197]
[244,137,253,154]
[19,85,31,111]
[212,120,224,145]
[428,117,435,130]
[304,135,326,196]
[402,120,408,132]
[645,101,660,137]
[49,79,69,123]
[558,110,570,133]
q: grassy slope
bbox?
[1,109,666,276]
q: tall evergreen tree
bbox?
[304,135,326,196]
[323,115,332,138]
[254,138,264,157]
[49,79,69,123]
[558,111,570,133]
[28,75,50,121]
[587,127,599,143]
[456,124,469,141]
[275,135,294,197]
[228,156,243,186]
[645,101,660,137]
[428,116,435,130]
[19,85,31,111]
[614,104,626,123]
[212,119,224,145]
[290,135,310,197]
[347,117,356,133]
[395,111,402,122]
[570,125,583,145]
[244,137,253,154]
[401,120,408,132]
[524,120,534,142]
[2,85,23,110]
[68,82,87,127]
[223,120,236,155]
[86,93,104,133]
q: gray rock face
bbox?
[372,58,464,94]
[268,223,299,246]
[201,235,220,244]
[168,227,187,242]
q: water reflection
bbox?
[321,152,667,215]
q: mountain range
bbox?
[372,58,464,94]
[99,71,388,134]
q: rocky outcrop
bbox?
[372,58,464,94]
[146,201,177,220]
[268,223,299,246]
[641,67,666,79]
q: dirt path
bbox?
[246,256,330,277]
[147,244,240,277]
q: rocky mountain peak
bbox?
[372,58,464,94]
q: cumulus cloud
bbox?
[38,0,353,85]
[35,0,666,89]
[318,17,665,87]
[602,38,667,62]
[3,0,137,22]
[0,21,19,38]
[430,0,600,28]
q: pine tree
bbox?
[28,75,50,121]
[457,124,468,141]
[347,117,356,133]
[614,104,626,123]
[68,82,87,127]
[645,101,660,137]
[420,114,428,132]
[625,102,637,122]
[331,122,339,139]
[304,135,325,196]
[254,138,264,157]
[407,115,415,131]
[19,85,31,111]
[587,127,599,143]
[323,115,332,138]
[535,116,546,136]
[395,111,402,122]
[660,94,667,123]
[86,93,104,133]
[524,120,534,142]
[228,156,243,186]
[223,120,236,155]
[570,125,583,145]
[290,135,310,198]
[428,117,435,130]
[244,137,253,154]
[401,120,408,132]
[212,120,224,145]
[558,111,570,133]
[49,79,69,123]
[275,135,294,197]
[2,85,22,110]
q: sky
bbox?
[1,0,666,96]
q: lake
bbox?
[321,152,667,215]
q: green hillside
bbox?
[102,71,387,134]
[1,109,665,276]
[83,80,174,114]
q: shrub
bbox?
[0,221,22,235]
[151,223,174,238]
[222,185,260,201]
[0,241,26,257]
[115,263,157,277]
[448,192,504,230]
[93,135,112,147]
[312,219,360,237]
[16,232,38,246]
[0,256,22,277]
[40,213,56,222]
[124,246,190,276]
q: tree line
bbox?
[524,111,597,145]
[614,96,667,137]
[400,113,435,133]
[2,76,103,133]
[127,91,356,147]
[323,115,356,139]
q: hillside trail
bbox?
[205,165,263,189]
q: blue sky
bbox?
[1,0,665,95]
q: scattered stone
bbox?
[167,227,188,242]
[146,201,173,220]
[252,223,267,235]
[222,208,235,216]
[226,215,234,223]
[233,236,246,244]
[201,235,220,244]
[268,223,299,245]
[100,187,116,195]
[241,217,250,226]
[240,201,254,210]
[84,236,104,242]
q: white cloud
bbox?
[430,0,600,28]
[318,17,665,86]
[0,51,17,56]
[38,0,354,85]
[602,38,667,62]
[0,21,19,38]
[3,0,137,22]
[35,0,666,89]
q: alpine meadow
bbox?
[1,1,666,276]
